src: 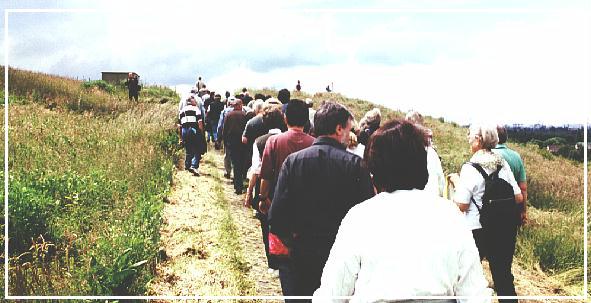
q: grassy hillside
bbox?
[0,66,182,295]
[0,69,586,296]
[251,88,588,295]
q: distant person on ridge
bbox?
[325,85,331,92]
[196,76,205,91]
[126,72,140,102]
[494,125,528,225]
[296,80,301,92]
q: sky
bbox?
[1,0,590,126]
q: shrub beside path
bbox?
[149,148,579,302]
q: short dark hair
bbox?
[364,119,428,192]
[285,99,309,127]
[314,102,353,136]
[277,89,290,104]
[262,105,286,130]
[497,125,508,144]
[254,93,265,100]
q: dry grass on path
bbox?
[148,149,281,301]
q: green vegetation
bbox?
[1,66,181,295]
[210,164,256,295]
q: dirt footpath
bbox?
[148,150,281,299]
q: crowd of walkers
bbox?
[177,76,528,302]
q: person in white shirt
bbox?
[346,131,365,158]
[314,119,491,303]
[449,123,524,303]
[405,110,445,197]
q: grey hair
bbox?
[405,110,424,125]
[252,99,265,114]
[469,123,499,150]
[359,108,382,130]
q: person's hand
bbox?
[520,211,528,226]
[258,197,271,215]
[448,173,460,186]
[244,192,252,208]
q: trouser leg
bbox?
[488,225,518,302]
[291,253,325,298]
[182,127,197,170]
[277,260,298,301]
[224,143,232,176]
[472,228,487,261]
[192,153,201,170]
[230,146,244,192]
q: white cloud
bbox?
[4,2,591,125]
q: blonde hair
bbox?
[469,123,499,150]
[348,131,358,149]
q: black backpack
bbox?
[466,162,518,229]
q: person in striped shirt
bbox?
[178,94,206,176]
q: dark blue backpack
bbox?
[466,162,518,229]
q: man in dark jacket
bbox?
[126,72,140,101]
[223,99,248,194]
[268,102,375,300]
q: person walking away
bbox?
[494,125,528,226]
[405,110,445,197]
[449,123,524,302]
[242,100,268,183]
[258,99,315,298]
[208,93,225,149]
[223,99,248,194]
[357,108,381,145]
[126,72,140,102]
[178,95,206,176]
[218,98,237,178]
[314,119,491,302]
[268,102,375,300]
[244,105,286,276]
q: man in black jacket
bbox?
[126,72,140,102]
[268,102,375,300]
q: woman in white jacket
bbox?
[313,119,491,303]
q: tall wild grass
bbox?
[0,66,181,295]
